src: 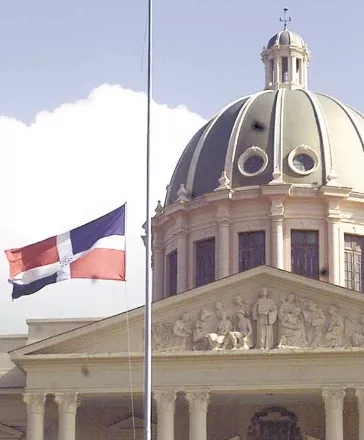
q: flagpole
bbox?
[143,0,153,438]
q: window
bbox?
[239,231,266,272]
[296,58,301,73]
[292,153,314,172]
[291,230,319,279]
[195,237,215,287]
[166,250,177,296]
[281,57,288,82]
[344,234,364,292]
[269,59,274,85]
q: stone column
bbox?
[176,230,188,293]
[154,391,176,440]
[289,54,296,85]
[186,391,210,440]
[275,57,281,87]
[55,393,80,440]
[270,199,284,270]
[23,393,46,440]
[153,242,164,300]
[217,218,230,279]
[327,219,340,285]
[322,388,345,440]
[356,388,364,440]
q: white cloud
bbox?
[0,84,206,334]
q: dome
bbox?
[165,89,364,206]
[267,30,306,49]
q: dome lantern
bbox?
[261,8,310,91]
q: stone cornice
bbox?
[319,186,352,199]
[11,346,364,365]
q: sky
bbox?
[0,0,363,333]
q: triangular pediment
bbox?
[0,423,24,439]
[10,266,364,358]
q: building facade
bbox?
[2,24,364,440]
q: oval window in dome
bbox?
[288,145,319,176]
[238,146,268,177]
[243,155,265,174]
[292,153,314,172]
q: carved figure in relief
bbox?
[192,309,211,350]
[173,311,192,350]
[207,309,233,350]
[303,301,326,348]
[233,295,250,316]
[278,294,307,348]
[228,308,252,350]
[352,315,364,347]
[323,306,344,348]
[252,287,277,349]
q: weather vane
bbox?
[280,7,291,30]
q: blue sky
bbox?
[0,0,363,122]
[0,0,363,333]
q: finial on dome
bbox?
[214,171,231,191]
[279,7,291,30]
[155,200,163,216]
[176,183,190,202]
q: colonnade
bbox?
[23,387,364,440]
[154,388,364,440]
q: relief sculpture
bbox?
[252,287,277,349]
[151,286,364,352]
[278,294,307,348]
[302,301,326,347]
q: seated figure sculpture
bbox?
[207,309,233,350]
[228,308,252,350]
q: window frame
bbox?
[238,230,266,273]
[165,249,178,296]
[344,234,364,292]
[291,229,320,279]
[194,236,216,288]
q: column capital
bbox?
[23,393,46,414]
[153,391,177,413]
[322,388,346,409]
[356,388,364,406]
[54,393,81,414]
[185,391,210,412]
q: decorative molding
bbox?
[153,391,177,413]
[54,393,81,414]
[247,406,303,440]
[322,388,346,410]
[355,388,364,406]
[237,146,268,177]
[185,391,210,412]
[287,145,319,176]
[22,393,45,414]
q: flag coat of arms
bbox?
[5,204,126,299]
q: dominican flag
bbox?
[5,204,126,300]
